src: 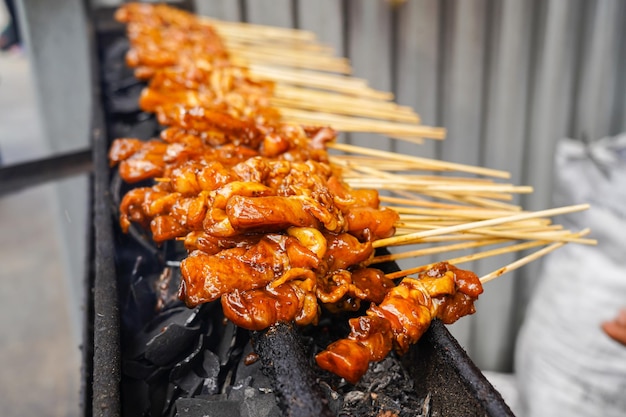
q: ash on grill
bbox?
[102,37,432,417]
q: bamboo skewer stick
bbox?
[274,85,416,115]
[230,56,345,74]
[222,37,336,54]
[394,219,557,232]
[204,18,318,42]
[390,206,535,219]
[459,228,595,244]
[393,221,591,244]
[384,239,549,280]
[370,238,508,264]
[380,195,488,210]
[479,241,569,284]
[373,204,591,248]
[328,143,510,178]
[385,229,591,281]
[345,179,533,194]
[231,52,351,74]
[279,108,446,138]
[252,66,393,99]
[227,43,344,61]
[456,195,523,211]
[372,223,571,264]
[271,98,420,123]
[388,189,521,211]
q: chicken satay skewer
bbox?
[316,229,591,383]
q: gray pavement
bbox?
[0,49,81,416]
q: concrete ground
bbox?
[0,40,81,417]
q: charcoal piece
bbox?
[170,336,208,395]
[148,370,174,417]
[102,38,147,114]
[240,393,282,417]
[162,382,181,417]
[145,323,201,366]
[216,322,249,389]
[175,398,241,417]
[253,323,334,417]
[122,270,159,334]
[123,357,157,380]
[339,391,410,417]
[170,335,220,396]
[172,371,204,398]
[199,350,221,395]
[227,377,254,402]
[126,306,202,360]
[228,378,281,417]
[121,377,151,417]
[235,343,273,391]
[216,321,238,365]
[170,334,205,376]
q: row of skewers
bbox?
[109,3,594,383]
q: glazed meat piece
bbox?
[221,277,319,331]
[182,231,262,255]
[116,3,230,77]
[315,262,483,383]
[314,316,393,384]
[316,268,395,313]
[322,232,373,271]
[157,104,265,148]
[179,234,320,307]
[350,267,396,304]
[140,65,277,125]
[226,194,345,233]
[345,206,399,241]
[119,186,169,232]
[226,195,322,231]
[111,139,169,183]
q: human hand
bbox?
[602,308,626,346]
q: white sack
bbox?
[515,135,626,417]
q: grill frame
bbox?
[84,5,516,417]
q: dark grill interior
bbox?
[86,6,515,417]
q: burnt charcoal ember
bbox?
[198,350,221,395]
[235,343,273,391]
[175,398,240,417]
[145,323,202,366]
[122,303,226,417]
[318,357,431,417]
[239,393,282,417]
[125,306,203,360]
[170,336,211,395]
[102,37,147,114]
[174,383,281,417]
[227,377,281,417]
[216,322,250,389]
[330,357,429,417]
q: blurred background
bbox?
[1,0,625,416]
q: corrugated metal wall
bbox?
[194,0,626,372]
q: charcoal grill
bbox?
[82,4,516,417]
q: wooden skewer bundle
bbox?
[201,13,596,283]
[198,16,448,141]
[137,7,597,284]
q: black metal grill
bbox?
[84,5,515,417]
